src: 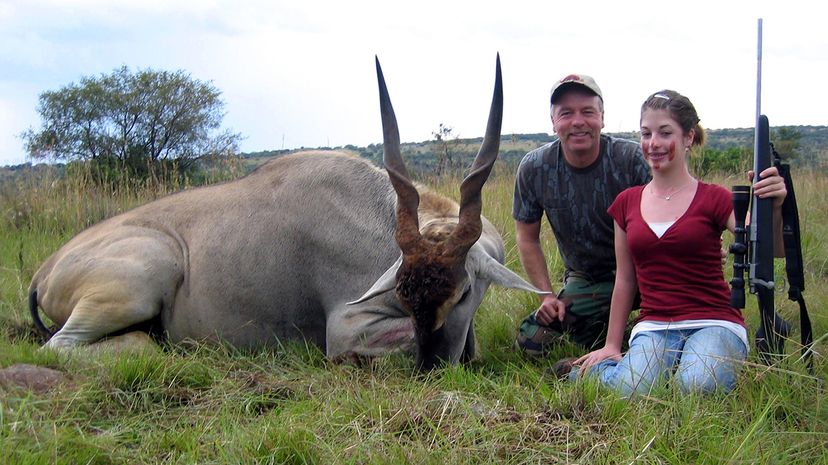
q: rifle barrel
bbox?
[756,18,763,120]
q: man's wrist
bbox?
[541,293,557,303]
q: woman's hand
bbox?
[574,345,623,374]
[749,167,787,208]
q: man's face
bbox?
[551,90,604,156]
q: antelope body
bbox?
[29,55,546,368]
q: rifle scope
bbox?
[729,185,751,309]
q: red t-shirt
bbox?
[608,182,744,326]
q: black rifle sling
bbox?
[772,145,814,373]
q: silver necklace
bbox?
[650,181,691,201]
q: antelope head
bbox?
[351,55,546,369]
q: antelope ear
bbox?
[475,254,552,295]
[347,255,403,305]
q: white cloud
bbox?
[2,0,826,166]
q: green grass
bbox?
[1,159,826,464]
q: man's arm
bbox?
[515,220,566,324]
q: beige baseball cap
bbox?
[550,74,603,104]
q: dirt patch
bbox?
[0,363,73,394]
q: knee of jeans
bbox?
[615,375,658,397]
[593,361,657,397]
[676,366,737,394]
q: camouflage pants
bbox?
[516,276,620,356]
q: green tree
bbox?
[431,123,457,175]
[691,147,751,177]
[22,66,241,178]
[771,126,801,161]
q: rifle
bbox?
[729,19,814,373]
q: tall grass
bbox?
[1,157,825,464]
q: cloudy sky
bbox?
[1,0,826,166]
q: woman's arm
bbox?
[574,222,637,371]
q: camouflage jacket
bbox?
[512,135,651,282]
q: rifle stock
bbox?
[750,115,775,293]
[750,115,786,360]
[731,115,786,361]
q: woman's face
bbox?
[639,109,694,172]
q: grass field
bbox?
[1,158,826,464]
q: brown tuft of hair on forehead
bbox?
[395,256,460,326]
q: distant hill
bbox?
[610,125,828,161]
[239,125,826,171]
[302,125,828,174]
[4,125,826,182]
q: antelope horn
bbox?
[376,56,422,255]
[446,54,503,257]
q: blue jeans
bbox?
[571,326,747,396]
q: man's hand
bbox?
[535,294,567,326]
